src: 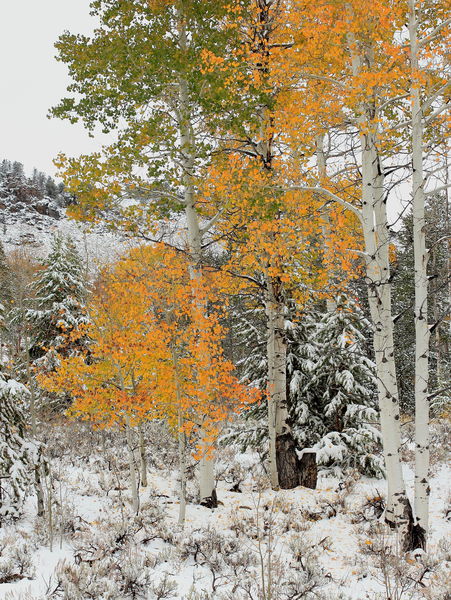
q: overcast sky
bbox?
[0,0,108,178]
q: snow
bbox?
[2,216,128,267]
[1,421,449,600]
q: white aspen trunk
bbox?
[170,341,188,526]
[372,149,413,541]
[138,424,148,488]
[409,0,430,548]
[347,28,413,550]
[316,134,337,313]
[266,278,282,490]
[177,10,216,505]
[46,472,53,552]
[265,275,300,490]
[178,426,187,527]
[125,417,139,514]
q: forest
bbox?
[0,1,449,599]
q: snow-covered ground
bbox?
[1,421,450,600]
[1,213,130,268]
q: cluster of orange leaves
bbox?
[39,244,259,456]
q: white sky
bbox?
[0,0,107,179]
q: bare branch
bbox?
[425,182,451,196]
[200,207,227,235]
[424,100,450,124]
[422,82,451,111]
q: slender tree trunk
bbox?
[364,137,414,550]
[372,148,413,541]
[345,28,414,550]
[177,10,216,507]
[265,276,299,490]
[361,134,414,549]
[178,425,187,526]
[170,341,188,525]
[46,470,54,552]
[409,0,430,549]
[25,347,45,517]
[125,417,139,514]
[316,134,337,314]
[138,423,148,489]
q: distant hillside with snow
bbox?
[0,158,132,266]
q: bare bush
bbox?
[0,531,36,584]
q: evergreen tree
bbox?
[223,299,269,452]
[45,176,58,198]
[226,296,383,478]
[293,296,383,478]
[26,234,90,368]
[0,371,33,522]
[0,243,14,366]
[393,196,450,414]
[0,241,13,324]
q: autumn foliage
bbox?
[40,244,258,457]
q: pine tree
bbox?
[226,296,383,478]
[0,242,13,335]
[26,233,89,367]
[0,371,33,522]
[294,296,383,478]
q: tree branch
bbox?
[425,183,451,196]
[287,185,363,222]
[418,18,451,48]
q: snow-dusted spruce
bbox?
[26,233,89,370]
[0,373,34,522]
[292,296,383,478]
[0,241,13,352]
[227,297,383,478]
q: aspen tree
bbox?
[287,0,416,549]
[407,0,450,548]
[52,0,247,506]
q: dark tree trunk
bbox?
[199,488,218,509]
[411,523,426,551]
[299,451,317,489]
[385,496,420,552]
[276,433,302,489]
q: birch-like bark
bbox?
[265,270,301,490]
[316,134,337,313]
[125,416,139,514]
[250,2,300,491]
[170,341,188,526]
[138,424,148,488]
[177,7,216,506]
[347,29,413,549]
[409,0,430,547]
[265,276,287,490]
[178,424,187,527]
[371,147,412,536]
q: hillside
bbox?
[0,159,127,263]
